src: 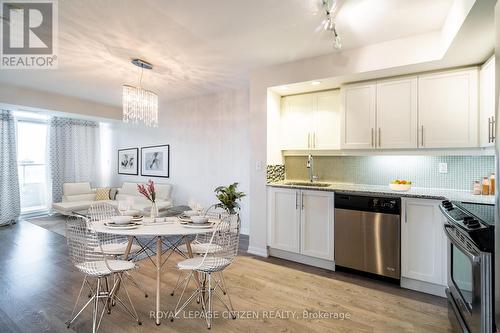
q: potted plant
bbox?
[137,180,158,218]
[214,182,246,215]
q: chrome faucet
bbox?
[306,155,318,183]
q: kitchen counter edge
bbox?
[267,182,495,205]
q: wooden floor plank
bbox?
[0,220,452,332]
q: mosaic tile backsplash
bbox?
[267,165,285,183]
[284,156,495,190]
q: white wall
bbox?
[0,83,121,120]
[112,88,250,234]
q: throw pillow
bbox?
[95,188,110,201]
[109,188,118,200]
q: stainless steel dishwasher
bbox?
[334,194,401,279]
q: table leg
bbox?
[112,236,134,306]
[185,240,201,288]
[156,236,162,325]
[124,236,134,259]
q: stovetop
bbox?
[440,200,494,252]
[455,202,495,226]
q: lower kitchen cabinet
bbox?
[401,198,447,295]
[300,190,335,260]
[268,187,334,261]
[268,187,301,253]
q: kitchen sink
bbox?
[283,181,331,188]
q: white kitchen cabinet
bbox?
[313,91,341,149]
[268,187,334,260]
[300,190,335,260]
[268,187,301,253]
[401,199,447,286]
[376,77,418,148]
[480,56,495,147]
[280,90,341,150]
[418,68,479,148]
[340,82,377,149]
[280,94,313,150]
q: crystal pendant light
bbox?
[122,59,158,127]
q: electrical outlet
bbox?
[439,163,448,174]
[256,161,263,171]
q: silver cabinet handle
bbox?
[488,117,492,143]
[420,125,424,147]
[493,116,496,142]
[378,128,381,147]
[371,128,374,147]
[301,192,304,210]
[295,192,298,209]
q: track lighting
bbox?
[322,0,341,50]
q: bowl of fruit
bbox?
[389,180,412,192]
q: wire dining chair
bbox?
[65,215,141,332]
[172,214,241,329]
[87,202,148,298]
[170,208,231,297]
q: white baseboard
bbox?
[247,246,268,257]
[268,248,335,271]
[400,277,446,297]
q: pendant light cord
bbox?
[139,67,144,88]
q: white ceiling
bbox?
[0,0,454,106]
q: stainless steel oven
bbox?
[444,223,492,333]
[440,201,495,333]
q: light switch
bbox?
[439,163,448,174]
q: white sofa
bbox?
[52,182,173,215]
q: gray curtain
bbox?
[0,110,21,226]
[49,117,100,203]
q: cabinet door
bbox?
[418,68,479,148]
[401,199,446,285]
[313,90,341,150]
[480,57,495,147]
[268,188,300,253]
[376,77,418,148]
[340,82,377,149]
[280,94,314,150]
[300,190,334,260]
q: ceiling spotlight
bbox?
[311,81,322,86]
[280,86,290,90]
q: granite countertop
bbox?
[268,181,495,205]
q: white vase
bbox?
[150,202,159,219]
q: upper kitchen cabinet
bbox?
[340,82,377,149]
[280,93,314,150]
[418,68,479,148]
[313,91,341,150]
[376,77,418,149]
[280,90,341,150]
[480,56,495,147]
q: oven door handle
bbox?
[443,224,481,263]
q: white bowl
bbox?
[183,210,199,217]
[191,216,209,224]
[389,183,412,192]
[111,215,133,225]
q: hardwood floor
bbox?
[0,220,452,332]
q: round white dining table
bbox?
[92,219,215,325]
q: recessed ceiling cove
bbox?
[0,0,453,106]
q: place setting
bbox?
[177,209,217,229]
[103,215,143,229]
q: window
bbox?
[16,120,49,213]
